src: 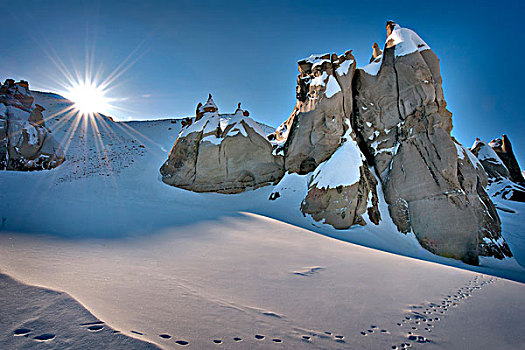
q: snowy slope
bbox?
[0,90,522,278]
[0,91,524,349]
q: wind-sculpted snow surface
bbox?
[0,79,65,170]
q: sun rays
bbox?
[64,79,110,117]
[29,43,170,186]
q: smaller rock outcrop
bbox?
[471,137,525,202]
[301,120,380,229]
[0,79,65,170]
[488,135,524,185]
[268,51,356,174]
[369,43,382,63]
[160,95,284,193]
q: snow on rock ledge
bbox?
[160,95,284,194]
[268,50,356,174]
[352,21,511,264]
[301,121,380,229]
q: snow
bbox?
[387,24,431,57]
[180,108,267,144]
[325,75,341,98]
[311,71,328,87]
[311,121,365,190]
[360,55,383,76]
[358,24,430,76]
[24,122,39,145]
[472,139,507,167]
[0,91,524,349]
[309,72,341,98]
[335,59,353,76]
[302,53,330,67]
[456,143,481,169]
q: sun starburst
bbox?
[64,79,111,117]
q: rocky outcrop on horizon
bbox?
[471,136,525,202]
[161,22,514,264]
[0,79,65,170]
[160,95,284,193]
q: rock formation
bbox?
[160,95,284,193]
[0,79,65,170]
[471,137,525,202]
[269,51,356,174]
[369,43,382,63]
[300,120,381,229]
[161,22,514,264]
[488,135,524,185]
[351,22,510,264]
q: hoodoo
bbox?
[160,95,284,193]
[161,22,514,264]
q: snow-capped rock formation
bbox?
[160,95,284,193]
[0,79,65,170]
[268,51,356,174]
[471,136,525,202]
[161,22,513,264]
[351,22,510,264]
[300,119,381,229]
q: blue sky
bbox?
[0,0,523,164]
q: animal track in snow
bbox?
[390,275,496,349]
[88,325,104,332]
[13,328,31,336]
[33,333,55,342]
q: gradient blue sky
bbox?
[1,0,523,164]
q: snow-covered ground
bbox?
[0,91,524,349]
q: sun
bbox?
[66,80,109,117]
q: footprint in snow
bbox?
[33,333,55,342]
[293,266,324,276]
[13,328,31,336]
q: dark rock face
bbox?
[471,137,525,202]
[489,135,524,185]
[160,96,284,194]
[0,79,65,170]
